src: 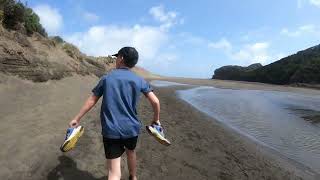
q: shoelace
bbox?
[152,124,164,137]
[65,128,74,140]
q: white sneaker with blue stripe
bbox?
[60,126,84,152]
[146,123,171,146]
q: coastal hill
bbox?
[0,25,116,82]
[0,0,115,82]
[0,0,126,82]
[0,23,157,81]
[212,44,320,85]
[212,63,262,81]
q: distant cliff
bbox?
[212,63,262,80]
[212,44,320,85]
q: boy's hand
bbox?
[152,120,161,125]
[69,119,80,128]
[151,120,164,131]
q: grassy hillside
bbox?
[0,0,161,82]
[0,25,116,82]
[212,44,320,85]
[0,0,116,82]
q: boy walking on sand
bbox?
[68,47,164,180]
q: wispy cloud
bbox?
[209,39,274,65]
[208,38,232,52]
[83,12,99,23]
[281,24,316,37]
[297,0,320,8]
[297,0,303,8]
[310,0,320,7]
[149,5,183,30]
[178,32,207,45]
[33,4,63,35]
[232,42,270,64]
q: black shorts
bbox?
[103,136,138,159]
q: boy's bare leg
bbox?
[126,149,137,180]
[107,157,121,180]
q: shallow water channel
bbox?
[151,80,320,173]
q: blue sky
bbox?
[23,0,320,78]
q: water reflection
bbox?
[150,80,189,87]
[177,86,320,172]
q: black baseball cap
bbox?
[112,47,138,59]
[112,47,139,68]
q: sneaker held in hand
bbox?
[60,126,84,152]
[146,123,171,146]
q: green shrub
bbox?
[24,7,47,36]
[51,36,64,43]
[62,42,82,59]
[3,1,25,29]
[0,0,47,36]
[0,0,13,11]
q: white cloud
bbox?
[310,0,320,7]
[208,38,232,52]
[281,24,316,37]
[83,12,99,22]
[150,53,178,69]
[65,25,169,66]
[65,5,185,70]
[149,5,182,30]
[178,32,207,45]
[209,39,272,65]
[297,0,303,8]
[33,4,63,35]
[232,42,270,64]
[275,53,287,60]
[297,0,320,7]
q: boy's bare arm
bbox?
[69,94,100,127]
[144,91,161,125]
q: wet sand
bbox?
[155,77,320,95]
[137,80,317,180]
[0,73,318,179]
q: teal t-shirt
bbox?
[92,67,153,139]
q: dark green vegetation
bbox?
[0,0,47,36]
[212,44,320,85]
[213,63,262,81]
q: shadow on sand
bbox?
[47,155,106,180]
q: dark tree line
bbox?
[213,45,320,85]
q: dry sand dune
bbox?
[0,72,318,180]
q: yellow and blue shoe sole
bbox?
[146,126,171,146]
[60,126,84,152]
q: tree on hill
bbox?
[2,0,24,30]
[0,0,47,36]
[24,7,47,36]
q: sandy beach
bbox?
[0,73,319,180]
